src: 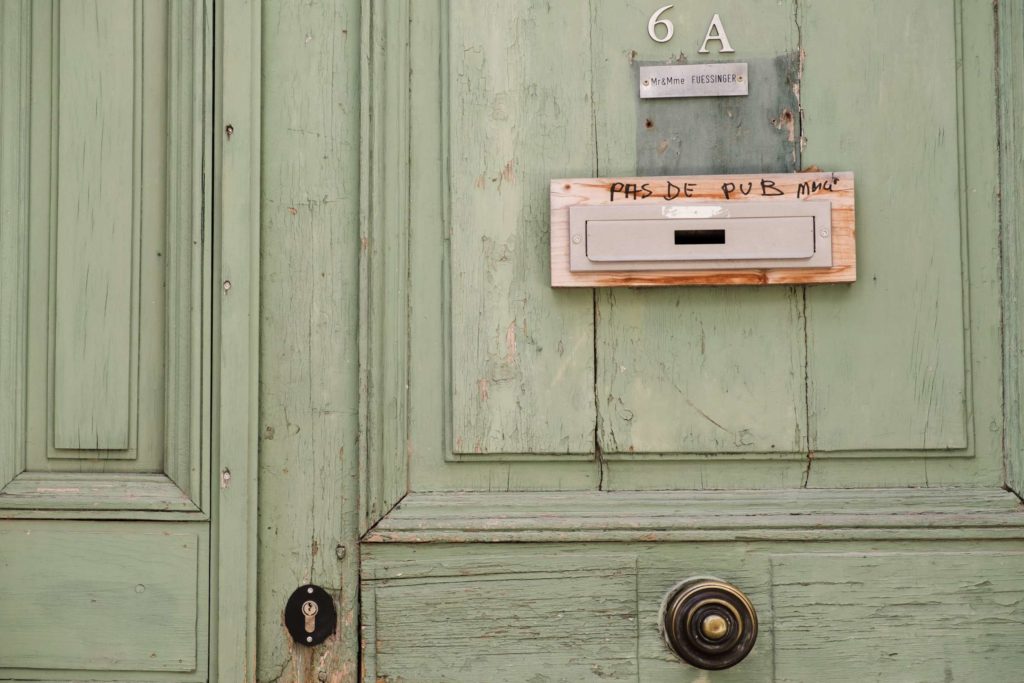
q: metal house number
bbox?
[647,6,736,53]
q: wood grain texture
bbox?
[53,0,136,451]
[365,488,1024,543]
[257,0,361,680]
[0,0,30,489]
[0,472,198,513]
[164,0,210,507]
[597,285,808,454]
[404,0,598,489]
[6,0,211,505]
[801,0,972,454]
[587,3,814,466]
[16,0,197,476]
[772,552,1024,682]
[0,523,203,673]
[449,0,597,454]
[1000,0,1024,496]
[214,0,261,678]
[359,0,411,533]
[551,172,855,287]
[362,554,640,682]
[362,540,1024,682]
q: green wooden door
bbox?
[342,1,1024,681]
[0,1,215,679]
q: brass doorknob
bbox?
[660,577,758,670]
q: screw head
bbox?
[819,230,829,238]
[572,235,582,245]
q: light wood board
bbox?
[551,171,855,286]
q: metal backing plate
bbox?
[569,200,832,272]
[284,584,337,646]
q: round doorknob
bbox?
[660,577,758,670]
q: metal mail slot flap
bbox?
[569,200,832,272]
[586,216,815,262]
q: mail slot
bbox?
[586,216,816,262]
[568,200,832,272]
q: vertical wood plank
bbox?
[257,0,361,679]
[404,0,599,492]
[1000,0,1024,495]
[448,0,596,455]
[214,0,260,678]
[802,0,968,451]
[0,0,30,488]
[592,0,808,458]
[53,0,135,450]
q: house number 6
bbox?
[647,6,736,53]
[647,4,675,43]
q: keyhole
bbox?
[302,600,319,635]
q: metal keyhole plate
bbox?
[284,584,336,646]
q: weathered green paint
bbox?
[359,0,412,533]
[364,554,640,682]
[361,538,1024,683]
[1,0,210,515]
[256,0,362,679]
[401,0,599,492]
[366,488,1024,543]
[1001,0,1024,498]
[165,0,212,505]
[213,0,261,678]
[0,521,208,677]
[337,1,1024,681]
[449,0,596,456]
[3,0,1024,680]
[592,0,806,460]
[0,0,30,492]
[52,0,135,451]
[0,1,260,683]
[772,552,1024,681]
[7,0,207,477]
[802,0,971,454]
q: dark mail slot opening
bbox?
[675,229,726,245]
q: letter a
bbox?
[698,14,735,53]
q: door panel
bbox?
[449,0,596,455]
[25,0,186,470]
[53,0,136,451]
[0,1,213,680]
[802,0,969,453]
[1,0,210,497]
[0,522,207,676]
[593,0,808,457]
[772,552,1024,682]
[364,554,640,682]
[362,541,1024,683]
[394,0,1002,489]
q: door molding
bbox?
[999,0,1024,499]
[213,0,261,678]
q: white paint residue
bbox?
[661,205,726,219]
